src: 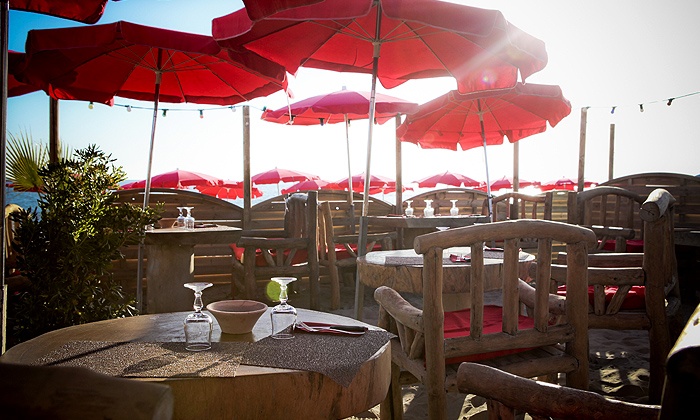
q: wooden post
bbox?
[242,106,251,229]
[513,141,520,192]
[577,107,589,192]
[49,98,60,163]
[395,115,402,212]
[608,123,615,181]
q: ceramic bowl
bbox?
[206,300,267,334]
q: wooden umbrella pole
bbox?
[345,114,353,204]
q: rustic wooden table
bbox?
[1,309,390,420]
[144,225,241,313]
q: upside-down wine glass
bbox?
[424,199,435,217]
[270,277,297,339]
[450,200,459,216]
[176,207,186,228]
[183,282,213,351]
[405,200,414,217]
[183,206,195,230]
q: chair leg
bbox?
[487,399,516,420]
[329,265,341,310]
[380,361,403,420]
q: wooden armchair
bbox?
[567,186,645,252]
[457,301,700,419]
[374,219,597,420]
[551,188,681,402]
[232,191,321,309]
[484,191,553,222]
[317,200,396,310]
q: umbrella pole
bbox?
[1,0,8,354]
[137,51,163,313]
[477,100,493,222]
[355,4,382,321]
[344,114,353,204]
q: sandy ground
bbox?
[208,275,663,419]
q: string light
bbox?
[126,105,132,112]
[610,106,616,114]
[162,109,167,117]
[88,101,94,109]
[199,110,204,119]
[639,104,644,112]
[319,118,324,126]
[667,98,674,106]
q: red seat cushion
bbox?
[443,305,535,364]
[557,285,646,310]
[230,243,308,266]
[600,239,644,252]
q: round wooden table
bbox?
[357,247,534,312]
[1,309,390,420]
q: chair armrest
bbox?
[518,279,566,315]
[457,363,660,420]
[374,286,424,333]
[587,225,636,239]
[556,252,644,267]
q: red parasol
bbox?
[8,0,110,24]
[540,177,597,192]
[481,176,539,192]
[281,179,341,195]
[196,181,262,199]
[251,167,318,185]
[121,169,221,190]
[7,51,39,97]
[262,87,417,202]
[212,0,548,220]
[398,83,571,218]
[334,172,393,193]
[414,171,481,188]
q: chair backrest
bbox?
[567,186,645,251]
[485,192,553,222]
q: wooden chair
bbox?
[232,191,321,308]
[484,191,553,222]
[551,188,682,402]
[0,363,173,420]
[374,219,597,420]
[567,186,645,252]
[457,300,700,419]
[317,200,396,309]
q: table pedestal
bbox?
[146,243,194,313]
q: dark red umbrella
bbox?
[540,177,597,192]
[480,176,539,192]
[9,0,111,24]
[212,0,548,218]
[240,0,323,22]
[20,20,287,207]
[7,51,39,97]
[252,167,318,184]
[335,172,393,193]
[281,179,341,194]
[398,83,571,218]
[262,87,417,201]
[121,169,222,190]
[414,171,481,188]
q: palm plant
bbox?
[6,130,70,192]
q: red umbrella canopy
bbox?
[196,181,263,199]
[251,167,319,184]
[9,0,110,24]
[335,173,393,192]
[213,0,548,94]
[281,179,341,194]
[19,20,287,106]
[241,0,323,21]
[7,51,39,97]
[261,88,418,125]
[540,177,598,192]
[398,83,572,151]
[414,171,481,188]
[121,170,222,190]
[481,176,539,192]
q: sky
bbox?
[7,0,700,189]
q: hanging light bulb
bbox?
[639,104,644,112]
[610,106,616,114]
[667,98,674,106]
[126,105,132,112]
[162,109,167,117]
[88,101,94,109]
[199,110,204,119]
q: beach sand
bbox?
[209,276,659,419]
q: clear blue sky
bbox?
[7,0,700,186]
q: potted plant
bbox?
[8,145,160,345]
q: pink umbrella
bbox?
[252,167,319,194]
[540,177,597,192]
[121,169,221,190]
[281,179,341,194]
[196,181,262,199]
[479,176,539,192]
[335,173,393,193]
[414,171,481,188]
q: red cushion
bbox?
[600,239,644,252]
[443,305,535,364]
[230,243,308,266]
[333,243,383,261]
[557,285,646,310]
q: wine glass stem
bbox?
[193,290,203,313]
[279,284,288,304]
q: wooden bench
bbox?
[109,188,243,301]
